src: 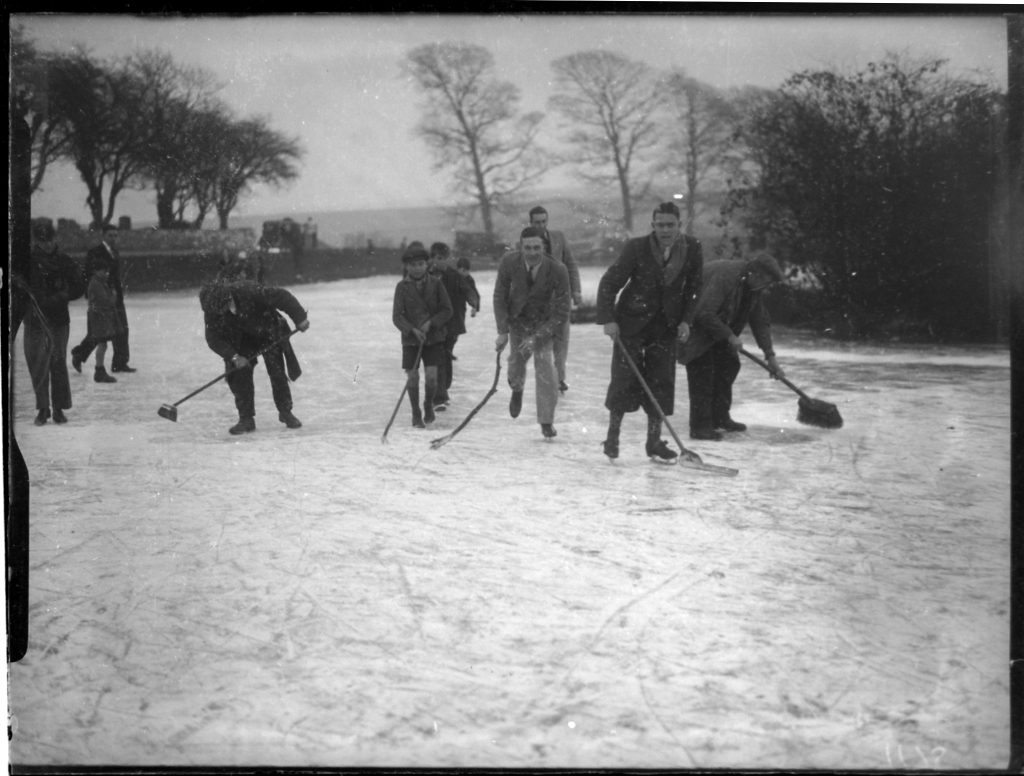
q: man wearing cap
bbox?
[528,205,582,393]
[71,222,135,374]
[677,252,787,440]
[21,219,87,425]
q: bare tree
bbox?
[548,50,661,233]
[210,116,303,229]
[662,70,745,234]
[403,42,546,240]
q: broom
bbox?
[738,347,843,429]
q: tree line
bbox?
[11,25,303,231]
[404,41,1009,341]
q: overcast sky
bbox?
[17,12,1010,224]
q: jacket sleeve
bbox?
[392,283,413,334]
[430,281,453,329]
[559,235,582,299]
[203,312,237,361]
[694,278,739,344]
[748,293,776,357]
[63,255,87,302]
[261,286,307,328]
[595,242,637,325]
[493,255,513,334]
[464,275,481,311]
[535,262,571,341]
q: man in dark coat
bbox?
[595,202,703,461]
[199,259,310,435]
[677,252,787,440]
[21,219,87,425]
[71,222,135,374]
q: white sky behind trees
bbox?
[17,12,1010,224]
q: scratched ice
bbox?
[6,267,1011,768]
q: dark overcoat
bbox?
[200,279,307,361]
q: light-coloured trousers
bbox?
[553,317,571,383]
[507,329,558,424]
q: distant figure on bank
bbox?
[23,219,86,425]
[596,201,703,461]
[392,243,453,428]
[494,226,571,440]
[428,242,479,409]
[86,265,122,383]
[199,255,310,436]
[528,205,583,392]
[677,252,787,440]
[71,222,135,374]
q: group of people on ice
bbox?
[21,200,787,462]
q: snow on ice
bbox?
[6,267,1010,768]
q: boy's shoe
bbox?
[509,389,523,418]
[541,423,557,439]
[278,410,302,429]
[34,408,50,426]
[94,367,117,383]
[229,417,256,435]
[646,439,678,463]
[602,438,619,459]
[716,417,747,432]
[71,353,83,373]
[53,409,68,424]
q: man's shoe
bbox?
[34,408,50,426]
[509,389,523,418]
[111,365,137,373]
[690,428,723,441]
[602,438,619,459]
[229,417,256,435]
[716,417,747,432]
[412,414,426,429]
[541,423,557,439]
[278,410,302,429]
[53,409,68,424]
[558,381,569,393]
[646,439,679,462]
[94,367,117,383]
[424,404,436,425]
[71,353,83,373]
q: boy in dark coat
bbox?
[595,202,703,461]
[677,253,786,440]
[429,242,480,408]
[22,219,87,425]
[393,244,453,428]
[199,257,310,435]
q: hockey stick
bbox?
[157,328,301,422]
[429,345,504,450]
[381,339,424,443]
[614,335,738,476]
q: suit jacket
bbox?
[595,233,703,337]
[544,230,581,299]
[493,250,571,341]
[676,259,776,365]
[392,274,453,346]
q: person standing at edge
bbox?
[22,219,87,425]
[677,252,787,440]
[71,222,136,374]
[528,205,582,393]
[393,243,453,428]
[494,226,571,440]
[596,201,703,462]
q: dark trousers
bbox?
[23,319,72,412]
[438,333,459,398]
[685,340,741,433]
[225,345,292,419]
[73,302,129,369]
[605,319,677,416]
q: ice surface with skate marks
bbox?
[7,267,1010,768]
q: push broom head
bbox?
[797,396,843,429]
[157,404,178,422]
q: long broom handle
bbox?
[381,339,424,442]
[738,347,810,401]
[170,328,300,409]
[614,335,702,463]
